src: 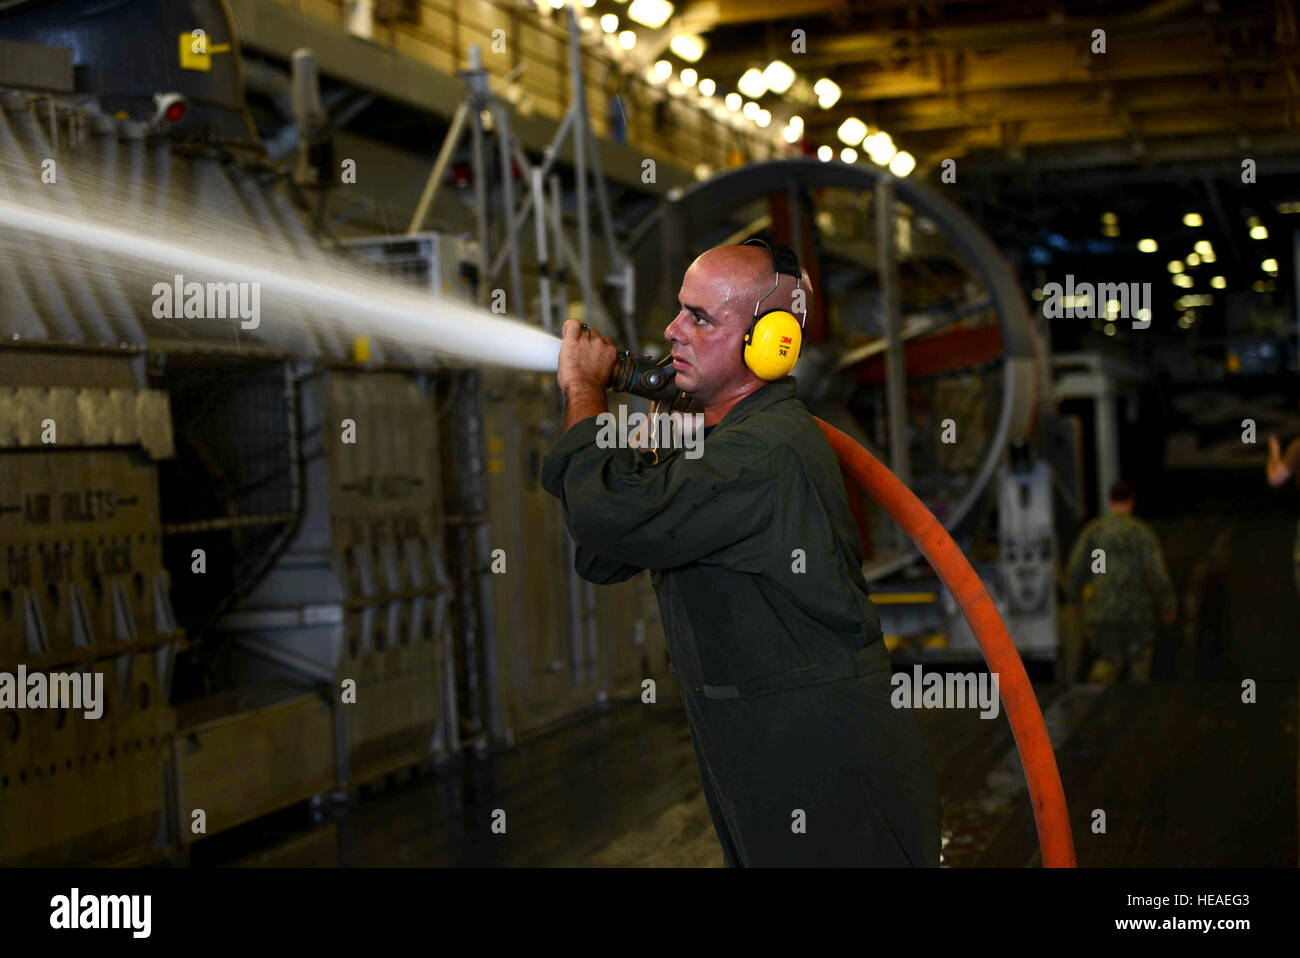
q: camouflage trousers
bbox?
[1083,622,1156,684]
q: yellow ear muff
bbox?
[743,310,803,380]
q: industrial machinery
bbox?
[0,0,665,864]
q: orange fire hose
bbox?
[815,416,1077,868]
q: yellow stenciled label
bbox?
[179,31,231,71]
[352,336,371,363]
[917,632,949,649]
[872,592,938,605]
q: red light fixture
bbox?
[151,92,190,129]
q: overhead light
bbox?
[627,0,674,29]
[840,147,858,163]
[813,77,841,108]
[600,14,618,32]
[1167,260,1184,273]
[743,100,760,120]
[1201,249,1216,262]
[788,115,803,134]
[618,30,636,50]
[581,0,597,6]
[737,68,768,99]
[579,15,596,31]
[670,34,705,62]
[1250,224,1269,239]
[1210,275,1226,288]
[1262,258,1279,273]
[680,67,697,87]
[889,150,915,177]
[1101,212,1118,225]
[1173,273,1194,287]
[1137,238,1158,253]
[725,92,742,111]
[782,124,800,143]
[756,108,771,128]
[817,145,833,162]
[762,60,796,95]
[1186,252,1200,267]
[836,117,867,145]
[547,0,565,8]
[698,78,716,97]
[1193,240,1212,255]
[654,59,672,81]
[1183,212,1203,227]
[864,131,896,164]
[667,79,686,98]
[1102,225,1120,238]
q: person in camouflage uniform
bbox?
[1265,434,1300,595]
[1063,481,1177,683]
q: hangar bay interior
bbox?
[0,0,1296,867]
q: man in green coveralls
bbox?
[540,244,941,867]
[1063,480,1176,683]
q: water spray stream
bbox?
[0,197,562,372]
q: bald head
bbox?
[664,242,812,418]
[692,245,810,325]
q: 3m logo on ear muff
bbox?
[741,238,806,381]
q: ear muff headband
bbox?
[741,238,806,380]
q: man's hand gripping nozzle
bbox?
[607,350,699,414]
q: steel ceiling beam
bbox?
[224,0,694,194]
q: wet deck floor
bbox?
[197,497,1300,868]
[200,675,1295,868]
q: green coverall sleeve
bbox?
[573,545,642,584]
[540,416,775,572]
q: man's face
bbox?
[663,255,755,405]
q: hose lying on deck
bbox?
[815,416,1077,869]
